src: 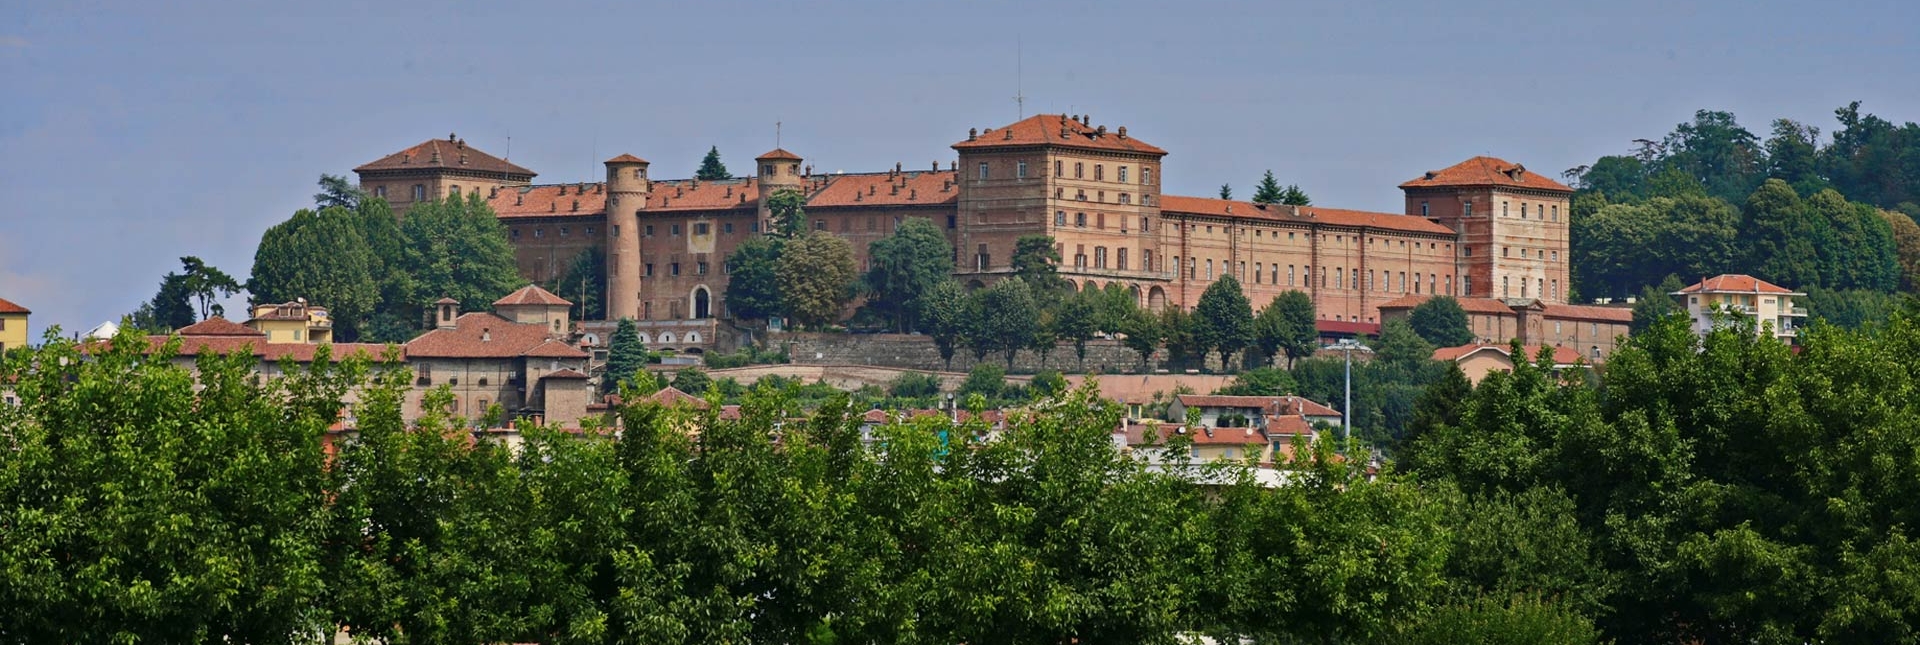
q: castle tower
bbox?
[754,148,804,232]
[1400,157,1574,303]
[604,154,651,319]
[353,133,535,214]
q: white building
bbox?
[1673,274,1806,342]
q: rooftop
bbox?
[0,297,29,315]
[494,284,572,308]
[1399,156,1572,193]
[1158,195,1455,236]
[952,113,1167,156]
[355,134,536,178]
[1674,274,1804,296]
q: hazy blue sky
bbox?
[4,0,1917,336]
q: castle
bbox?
[356,114,1627,358]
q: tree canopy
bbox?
[724,236,785,322]
[1407,296,1474,347]
[864,218,954,332]
[777,232,858,329]
[695,145,731,181]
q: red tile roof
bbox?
[647,386,707,409]
[177,316,266,337]
[1178,394,1340,418]
[1265,415,1316,436]
[756,148,803,161]
[952,114,1168,156]
[1188,426,1268,445]
[807,171,960,208]
[1158,195,1456,235]
[403,312,587,359]
[355,135,535,177]
[1432,343,1582,365]
[1376,294,1517,315]
[494,284,572,308]
[0,297,30,315]
[151,336,397,362]
[1674,274,1802,295]
[544,368,590,380]
[605,153,649,164]
[1316,320,1380,337]
[1542,303,1633,323]
[1399,156,1571,193]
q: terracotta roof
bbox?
[150,336,396,362]
[952,114,1168,156]
[756,148,803,161]
[1188,426,1268,445]
[0,297,31,315]
[494,284,572,308]
[434,297,461,305]
[807,171,960,208]
[1376,294,1517,315]
[1265,415,1316,436]
[355,135,535,177]
[1542,303,1633,323]
[543,368,590,380]
[1177,394,1340,418]
[1158,195,1455,235]
[605,153,649,164]
[1432,343,1582,365]
[1673,274,1802,295]
[1316,320,1380,336]
[403,312,586,359]
[176,316,266,337]
[648,386,708,409]
[1399,156,1571,192]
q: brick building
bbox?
[357,113,1609,356]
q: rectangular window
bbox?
[1553,205,1560,221]
[814,220,827,231]
[697,262,709,275]
[1075,162,1084,179]
[1119,193,1131,205]
[1289,265,1295,286]
[1055,160,1063,176]
[1420,201,1429,216]
[947,215,957,229]
[1118,248,1128,270]
[1465,201,1474,217]
[671,224,681,236]
[411,185,426,201]
[1056,211,1067,225]
[723,222,733,233]
[374,185,387,199]
[645,225,654,237]
[1097,213,1106,229]
[534,228,544,238]
[1075,212,1086,227]
[694,223,709,235]
[1118,166,1129,183]
[644,263,654,277]
[670,263,680,276]
[1142,168,1153,184]
[449,185,461,198]
[1017,160,1028,178]
[1502,201,1509,217]
[1095,165,1105,181]
[587,226,596,235]
[511,229,520,238]
[978,162,990,180]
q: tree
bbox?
[1214,366,1297,396]
[1254,290,1318,368]
[1117,306,1162,372]
[1630,275,1686,334]
[1218,184,1233,200]
[779,232,858,329]
[768,188,807,239]
[1397,363,1471,462]
[1373,319,1434,366]
[248,207,379,341]
[958,363,1007,401]
[695,145,731,181]
[1194,275,1253,371]
[547,246,606,321]
[1660,109,1766,203]
[670,366,712,394]
[1281,184,1312,206]
[604,318,650,393]
[398,194,523,316]
[1765,118,1824,191]
[972,278,1040,369]
[1883,209,1920,292]
[1571,195,1741,299]
[865,218,954,332]
[1252,170,1284,204]
[1011,235,1067,293]
[1407,296,1474,347]
[178,256,242,321]
[917,280,968,370]
[127,267,197,332]
[725,236,785,322]
[1054,289,1100,370]
[315,173,366,211]
[1158,306,1200,371]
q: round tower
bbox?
[604,153,651,319]
[754,148,804,232]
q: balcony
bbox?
[1787,306,1808,317]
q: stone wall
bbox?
[775,332,1151,374]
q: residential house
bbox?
[1431,343,1585,384]
[0,296,28,354]
[1673,274,1806,342]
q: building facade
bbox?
[357,114,1589,353]
[0,297,28,354]
[1674,274,1806,342]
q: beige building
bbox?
[244,299,333,344]
[1673,274,1806,342]
[0,297,28,354]
[1431,343,1585,384]
[1377,294,1631,363]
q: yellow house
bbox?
[244,299,333,344]
[1673,274,1806,342]
[0,297,29,353]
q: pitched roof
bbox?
[1315,320,1381,337]
[807,170,960,208]
[1542,303,1633,323]
[756,148,803,161]
[1674,274,1803,295]
[403,312,587,359]
[1158,195,1455,235]
[355,135,536,177]
[494,284,572,308]
[1177,394,1340,418]
[1432,343,1582,365]
[952,114,1168,156]
[0,297,29,315]
[1264,415,1316,436]
[150,336,396,362]
[605,153,649,164]
[648,386,708,409]
[177,316,266,337]
[1399,156,1571,193]
[1376,294,1517,315]
[543,368,590,380]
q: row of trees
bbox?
[1570,105,1920,304]
[0,325,1603,644]
[1220,169,1312,206]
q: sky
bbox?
[4,0,1918,337]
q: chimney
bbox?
[430,150,441,163]
[968,127,977,141]
[449,132,457,142]
[459,153,468,165]
[909,189,917,200]
[1096,125,1107,137]
[515,193,523,205]
[488,187,497,198]
[558,184,567,196]
[1081,114,1090,125]
[482,328,491,342]
[1118,126,1128,140]
[572,199,580,211]
[549,201,556,212]
[932,161,938,171]
[436,298,459,328]
[1003,128,1013,140]
[895,162,902,174]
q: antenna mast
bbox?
[1014,36,1026,119]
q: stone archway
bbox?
[692,286,712,319]
[1147,286,1168,310]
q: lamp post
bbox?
[1321,337,1374,448]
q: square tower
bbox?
[1400,157,1574,303]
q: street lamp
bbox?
[1321,337,1374,448]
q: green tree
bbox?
[1117,306,1163,372]
[1218,183,1233,200]
[1158,306,1201,371]
[1194,275,1253,371]
[779,232,859,329]
[917,280,968,370]
[768,188,808,238]
[972,278,1040,369]
[1374,319,1434,366]
[1407,296,1474,347]
[670,366,712,393]
[1054,289,1100,370]
[1281,184,1312,206]
[725,236,785,322]
[178,256,242,321]
[398,194,523,316]
[1660,109,1767,203]
[1252,170,1284,204]
[1883,208,1920,292]
[1011,235,1067,293]
[958,363,1007,401]
[1392,594,1604,645]
[248,206,380,340]
[1254,290,1318,368]
[314,172,366,210]
[695,145,731,181]
[1629,274,1686,334]
[604,317,650,393]
[1765,118,1825,191]
[546,246,606,321]
[865,218,954,332]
